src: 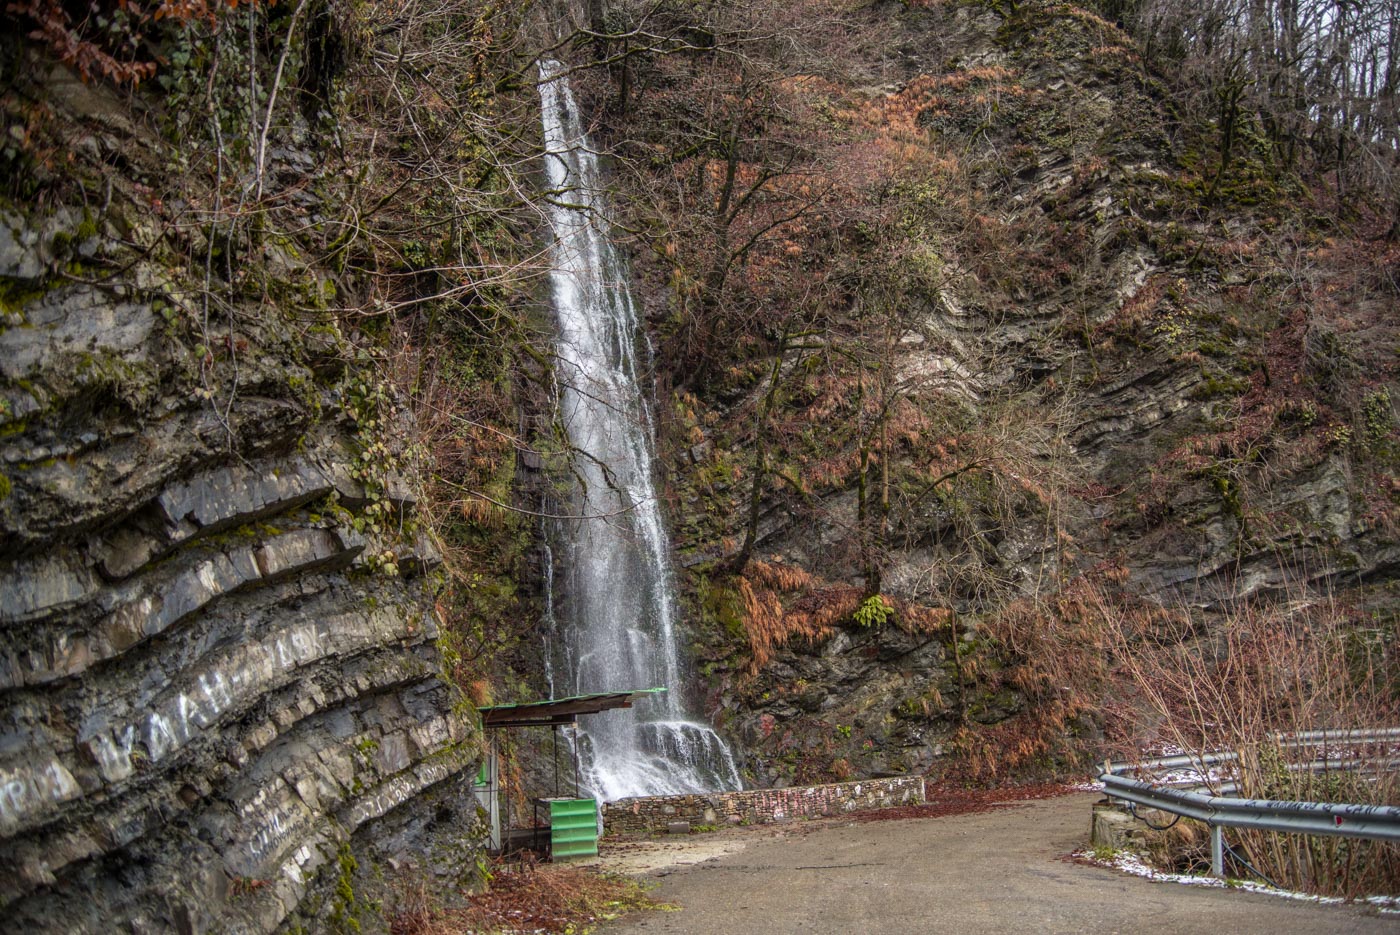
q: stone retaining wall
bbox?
[601,776,926,834]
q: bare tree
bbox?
[1123,0,1400,223]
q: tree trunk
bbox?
[731,328,790,575]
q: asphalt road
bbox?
[598,792,1397,935]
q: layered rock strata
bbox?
[658,1,1398,784]
[0,90,481,934]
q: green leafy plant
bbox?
[328,842,365,933]
[853,594,894,629]
[1362,388,1393,449]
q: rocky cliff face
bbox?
[0,65,482,932]
[2,0,1396,920]
[621,1,1399,785]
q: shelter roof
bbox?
[478,689,665,728]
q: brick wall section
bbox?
[601,776,926,835]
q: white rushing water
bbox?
[538,61,741,802]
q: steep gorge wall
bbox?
[621,0,1399,785]
[0,66,483,932]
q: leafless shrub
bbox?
[1106,585,1400,897]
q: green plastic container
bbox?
[548,797,599,860]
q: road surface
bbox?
[597,792,1396,934]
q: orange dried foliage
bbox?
[7,0,257,86]
[1098,273,1171,338]
[465,678,493,707]
[841,67,1017,139]
[888,397,931,448]
[738,560,859,673]
[459,496,505,528]
[746,558,814,592]
[738,560,952,673]
[958,570,1177,780]
[1062,4,1125,35]
[778,73,845,99]
[392,862,660,935]
[806,448,860,490]
[900,602,954,633]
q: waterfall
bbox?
[538,61,741,802]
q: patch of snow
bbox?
[1365,895,1400,916]
[1078,850,1398,912]
[1151,766,1231,787]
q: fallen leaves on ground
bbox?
[391,861,666,935]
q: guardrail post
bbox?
[1210,824,1224,878]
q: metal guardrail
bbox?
[1099,728,1400,877]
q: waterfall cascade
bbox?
[538,62,741,801]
